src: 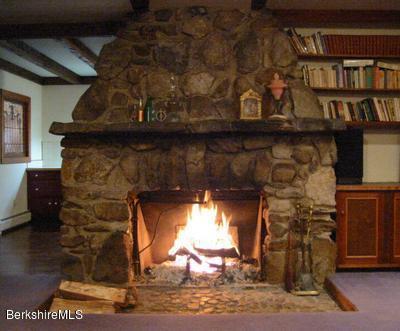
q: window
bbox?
[0,89,30,164]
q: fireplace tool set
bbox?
[285,203,319,296]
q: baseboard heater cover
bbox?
[0,211,31,233]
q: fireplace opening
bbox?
[129,190,267,285]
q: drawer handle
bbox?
[54,202,58,205]
[35,188,39,191]
[34,174,39,177]
[48,202,52,206]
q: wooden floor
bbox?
[0,224,61,276]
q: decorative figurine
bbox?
[240,89,262,120]
[267,73,288,121]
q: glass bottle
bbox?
[144,96,154,122]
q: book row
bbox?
[287,28,400,56]
[321,98,400,122]
[302,61,400,89]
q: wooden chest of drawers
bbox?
[27,169,61,231]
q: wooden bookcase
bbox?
[288,24,400,269]
[296,50,400,124]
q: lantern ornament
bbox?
[267,73,288,121]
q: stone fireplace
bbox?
[50,6,344,291]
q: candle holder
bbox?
[267,73,289,121]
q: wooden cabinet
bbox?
[336,184,400,268]
[27,169,61,231]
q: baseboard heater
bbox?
[0,211,31,234]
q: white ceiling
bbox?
[0,0,398,82]
[1,0,399,25]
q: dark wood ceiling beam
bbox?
[63,38,98,68]
[0,21,123,39]
[130,0,149,14]
[0,58,43,85]
[42,76,97,85]
[0,40,81,84]
[252,0,267,11]
[272,10,400,28]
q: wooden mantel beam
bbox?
[0,40,82,84]
[0,21,123,39]
[63,38,98,68]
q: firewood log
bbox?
[50,298,115,314]
[57,280,135,307]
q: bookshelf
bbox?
[312,88,400,95]
[298,54,400,61]
[346,121,400,130]
[288,30,400,125]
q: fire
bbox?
[168,197,239,273]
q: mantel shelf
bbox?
[49,119,346,137]
[298,54,400,61]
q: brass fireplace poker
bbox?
[291,203,319,296]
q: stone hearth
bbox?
[50,6,344,289]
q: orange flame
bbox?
[168,197,239,273]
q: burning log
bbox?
[194,247,239,259]
[168,247,202,264]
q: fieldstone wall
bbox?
[59,134,337,285]
[72,7,322,123]
[57,6,337,286]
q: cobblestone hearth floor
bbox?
[128,284,340,314]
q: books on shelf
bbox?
[302,61,400,89]
[287,28,400,56]
[321,98,400,122]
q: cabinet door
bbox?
[392,193,400,264]
[337,192,383,267]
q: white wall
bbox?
[0,70,42,224]
[41,85,89,168]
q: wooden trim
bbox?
[324,277,358,312]
[41,76,96,85]
[0,58,43,85]
[346,122,400,130]
[63,38,98,68]
[312,87,400,95]
[337,183,400,191]
[273,10,400,28]
[0,21,122,39]
[298,54,400,61]
[0,89,31,164]
[0,40,82,84]
[337,263,400,269]
[393,193,400,260]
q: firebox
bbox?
[128,190,266,284]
